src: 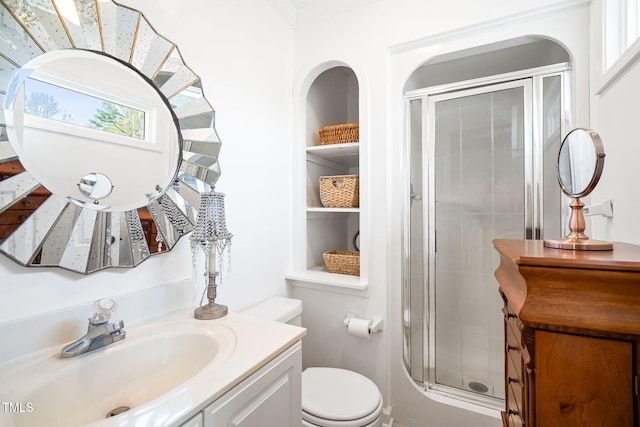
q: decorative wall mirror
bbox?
[0,0,222,273]
[543,128,613,250]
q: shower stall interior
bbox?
[402,64,569,407]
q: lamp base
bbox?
[194,303,228,320]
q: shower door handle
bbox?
[410,184,422,207]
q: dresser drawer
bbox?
[506,318,522,353]
[502,410,525,427]
[507,355,524,417]
[503,304,522,333]
[0,210,33,225]
[506,388,524,426]
[5,195,49,211]
[507,411,524,427]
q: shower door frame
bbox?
[401,63,571,409]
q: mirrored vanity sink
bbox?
[0,296,305,427]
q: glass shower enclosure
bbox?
[402,65,569,407]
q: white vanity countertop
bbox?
[0,309,306,427]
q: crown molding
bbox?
[265,0,297,28]
[390,0,591,54]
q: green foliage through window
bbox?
[89,102,145,139]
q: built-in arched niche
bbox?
[288,64,365,288]
[306,66,359,147]
[401,36,572,406]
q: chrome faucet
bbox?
[60,298,126,358]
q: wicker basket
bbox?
[323,250,360,276]
[319,123,359,145]
[319,175,359,208]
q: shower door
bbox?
[403,69,567,406]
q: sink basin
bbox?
[0,319,235,427]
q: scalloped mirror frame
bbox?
[0,0,221,273]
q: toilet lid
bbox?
[302,368,382,421]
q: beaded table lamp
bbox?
[190,190,233,320]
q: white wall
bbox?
[292,1,590,426]
[590,65,640,244]
[0,0,294,323]
[589,0,640,245]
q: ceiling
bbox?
[287,0,316,9]
[270,0,379,27]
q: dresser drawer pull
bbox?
[22,200,30,207]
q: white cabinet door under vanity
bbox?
[180,412,204,427]
[199,342,302,427]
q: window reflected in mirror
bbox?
[24,78,146,140]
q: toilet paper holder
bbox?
[343,312,383,334]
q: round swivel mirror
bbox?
[543,128,612,250]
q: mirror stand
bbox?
[544,198,613,250]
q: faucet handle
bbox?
[90,298,117,324]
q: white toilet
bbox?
[243,297,383,427]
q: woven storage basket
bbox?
[323,250,360,276]
[319,175,359,208]
[319,123,359,145]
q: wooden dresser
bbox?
[493,239,640,427]
[0,159,50,241]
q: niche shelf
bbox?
[286,66,367,291]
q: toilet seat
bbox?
[302,367,383,427]
[302,401,382,427]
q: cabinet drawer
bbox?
[505,311,521,343]
[0,209,36,224]
[5,195,49,211]
[502,411,525,427]
[506,320,522,356]
[502,305,522,335]
[506,393,524,426]
[0,195,50,240]
[507,366,524,420]
[507,412,524,427]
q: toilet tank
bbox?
[242,297,303,326]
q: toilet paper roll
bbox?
[348,318,371,339]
